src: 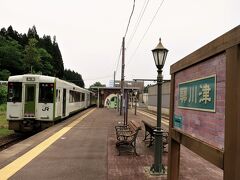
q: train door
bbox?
[62,88,66,116]
[24,84,36,117]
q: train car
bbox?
[7,74,93,132]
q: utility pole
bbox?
[120,37,125,116]
[124,92,129,125]
[113,71,116,87]
[135,94,137,115]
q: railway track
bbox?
[0,133,31,151]
[137,108,169,120]
[0,108,95,152]
[137,108,169,127]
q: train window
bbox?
[76,92,80,102]
[39,83,54,103]
[69,90,73,103]
[26,85,35,101]
[81,93,85,102]
[56,89,61,102]
[7,82,22,102]
[56,89,58,99]
[58,90,60,101]
[58,90,61,101]
[69,90,80,103]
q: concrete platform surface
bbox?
[0,108,223,180]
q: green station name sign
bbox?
[178,75,216,112]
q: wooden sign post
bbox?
[168,26,240,180]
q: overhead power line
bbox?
[111,0,136,87]
[113,0,136,82]
[127,0,150,47]
[127,0,165,66]
[124,0,136,38]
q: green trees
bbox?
[0,25,84,87]
[144,84,151,93]
[64,69,85,88]
[90,82,106,88]
[23,38,41,73]
[0,85,7,104]
[0,70,10,80]
[38,48,53,75]
[27,25,39,40]
[0,36,23,79]
[52,37,64,78]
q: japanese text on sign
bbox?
[178,75,216,112]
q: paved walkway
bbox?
[107,108,222,180]
[0,108,223,180]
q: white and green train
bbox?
[7,74,96,132]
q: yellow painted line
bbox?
[137,110,169,126]
[0,108,96,180]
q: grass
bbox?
[0,103,14,137]
[0,103,6,112]
[0,128,14,137]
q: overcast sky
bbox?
[1,0,239,87]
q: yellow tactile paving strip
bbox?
[0,108,95,180]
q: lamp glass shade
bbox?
[152,39,168,68]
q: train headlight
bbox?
[41,116,49,119]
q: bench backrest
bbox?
[129,120,142,132]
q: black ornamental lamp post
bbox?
[134,90,138,115]
[150,38,168,175]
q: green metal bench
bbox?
[142,120,168,150]
[115,120,142,155]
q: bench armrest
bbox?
[115,125,128,130]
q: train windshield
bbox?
[7,82,22,102]
[39,83,54,103]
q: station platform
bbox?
[0,108,222,180]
